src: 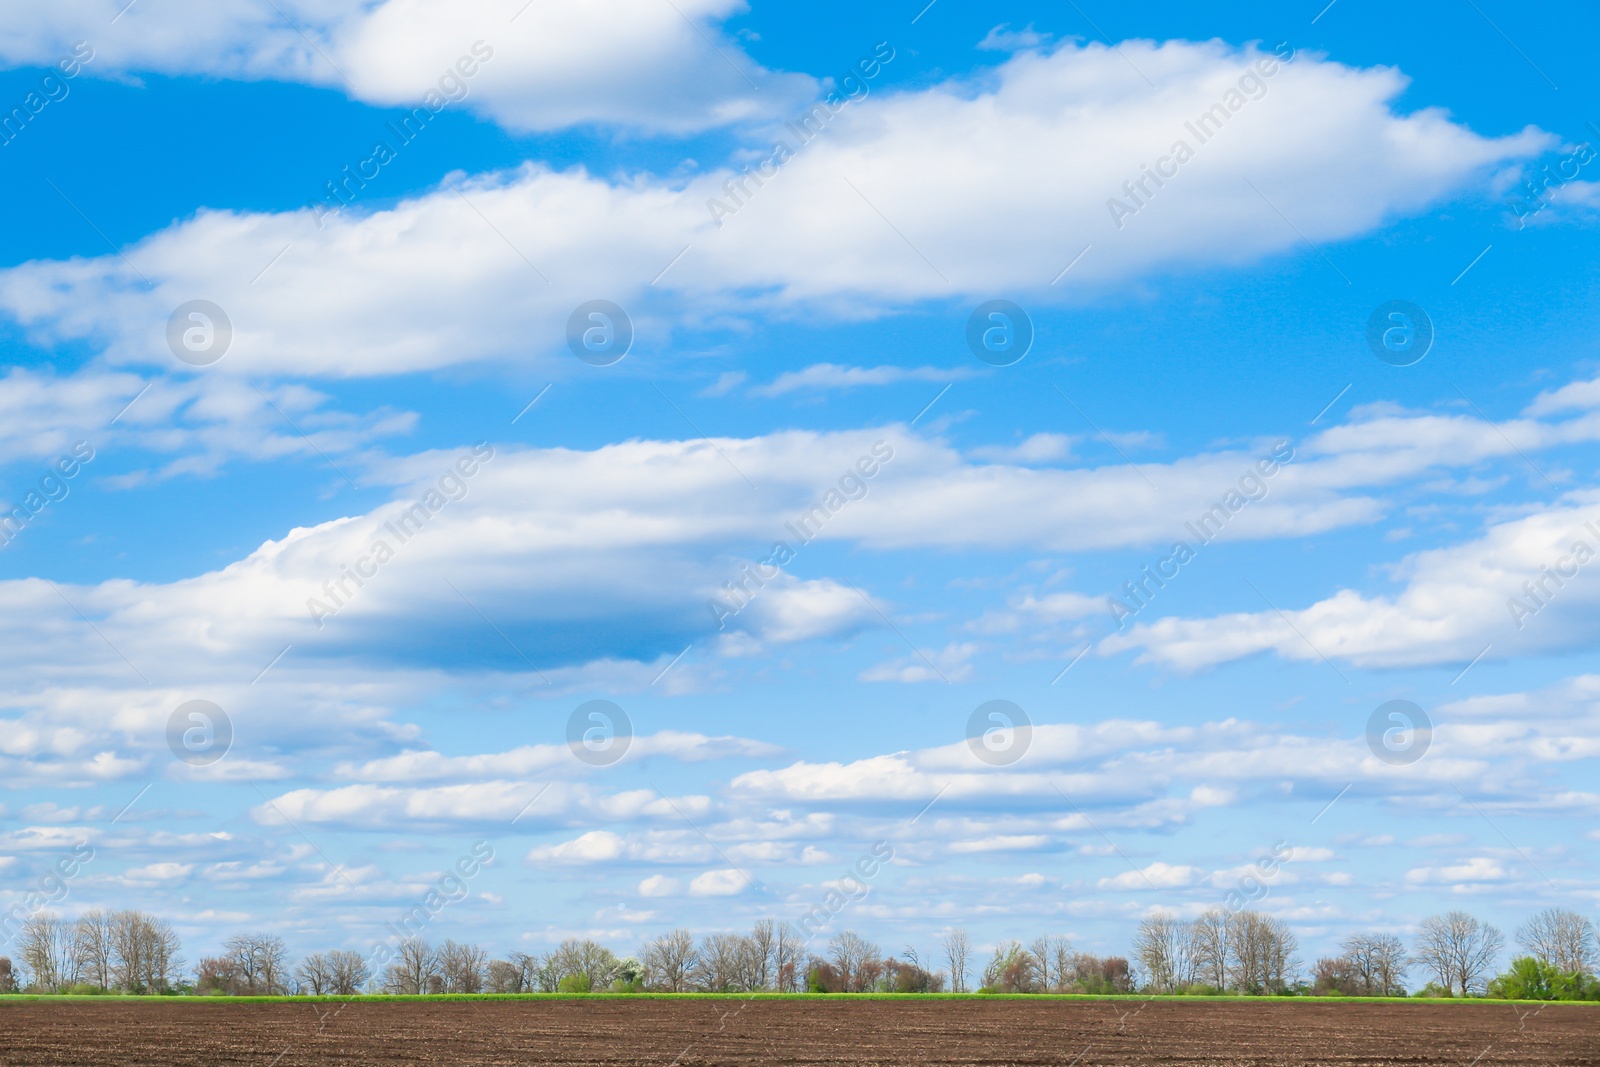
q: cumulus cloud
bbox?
[120,862,194,884]
[0,41,1547,380]
[1098,861,1203,890]
[253,781,711,829]
[1526,374,1600,417]
[1103,494,1600,671]
[638,874,680,897]
[0,369,412,478]
[338,732,782,782]
[0,406,1501,698]
[6,387,1600,802]
[730,679,1600,822]
[688,867,749,896]
[0,0,807,134]
[948,834,1050,853]
[1403,857,1511,885]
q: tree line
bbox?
[3,907,1597,1001]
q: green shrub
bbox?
[556,974,591,994]
[1488,957,1600,1001]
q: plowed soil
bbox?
[2,996,1597,1065]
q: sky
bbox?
[0,0,1597,976]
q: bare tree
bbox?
[527,951,561,993]
[827,931,880,993]
[327,949,370,995]
[1414,912,1504,996]
[296,952,335,995]
[775,922,806,992]
[1190,909,1231,990]
[732,935,769,992]
[499,951,542,993]
[1029,935,1072,992]
[1133,913,1192,993]
[437,940,489,993]
[0,957,16,993]
[694,932,749,992]
[73,911,115,991]
[1340,933,1409,996]
[384,937,440,994]
[642,929,697,992]
[1516,908,1597,976]
[940,928,971,994]
[486,959,523,993]
[18,914,77,992]
[747,919,777,991]
[224,933,290,995]
[1226,911,1298,995]
[110,911,182,993]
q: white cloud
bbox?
[699,371,747,398]
[948,834,1049,853]
[749,364,974,397]
[978,24,1053,52]
[860,642,977,684]
[1103,494,1600,670]
[968,590,1106,635]
[638,874,680,897]
[1527,374,1600,417]
[0,42,1547,380]
[0,369,412,479]
[688,868,749,896]
[0,417,1436,703]
[528,831,625,864]
[254,781,711,829]
[1403,858,1510,884]
[0,0,807,135]
[121,862,194,884]
[970,433,1074,464]
[1287,846,1336,862]
[338,731,782,782]
[1098,861,1202,890]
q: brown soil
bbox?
[1,996,1596,1066]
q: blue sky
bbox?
[1,0,1598,973]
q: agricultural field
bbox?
[2,995,1597,1066]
